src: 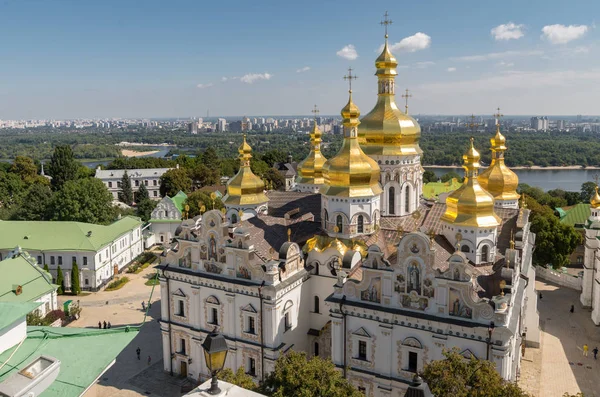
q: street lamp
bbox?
[201,332,229,395]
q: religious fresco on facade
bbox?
[407,262,421,295]
[361,277,381,303]
[204,262,222,274]
[208,236,218,261]
[394,274,406,293]
[448,287,472,319]
[400,292,429,310]
[237,266,251,280]
[422,278,435,298]
[178,249,192,268]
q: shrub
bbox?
[105,277,129,291]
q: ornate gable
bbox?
[352,327,371,338]
[172,288,186,297]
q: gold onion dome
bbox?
[441,138,501,227]
[478,125,519,200]
[297,120,327,185]
[591,186,600,209]
[321,91,382,198]
[358,36,422,156]
[223,135,269,206]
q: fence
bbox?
[535,266,582,290]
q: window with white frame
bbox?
[177,300,185,317]
[247,357,256,376]
[283,300,293,332]
[402,337,423,373]
[206,296,220,326]
[247,316,256,334]
[352,327,372,362]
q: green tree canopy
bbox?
[260,350,363,397]
[48,145,79,190]
[13,183,53,221]
[423,170,438,183]
[218,368,257,392]
[71,263,81,295]
[136,198,157,222]
[51,178,114,224]
[137,183,150,203]
[440,171,463,183]
[184,190,224,218]
[189,163,220,189]
[422,348,529,397]
[56,266,65,295]
[263,168,285,191]
[159,168,192,197]
[118,170,133,205]
[10,156,38,183]
[581,181,596,203]
[201,147,220,167]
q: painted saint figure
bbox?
[408,263,421,294]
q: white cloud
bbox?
[491,23,525,41]
[296,66,311,73]
[452,50,543,62]
[497,61,515,67]
[447,67,457,72]
[386,32,431,53]
[196,83,213,89]
[415,61,435,68]
[221,77,228,82]
[542,24,588,44]
[337,45,358,60]
[240,73,272,84]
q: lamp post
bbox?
[486,321,495,360]
[201,332,229,395]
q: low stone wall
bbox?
[536,266,582,290]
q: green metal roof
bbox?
[559,203,590,228]
[170,191,187,212]
[0,254,56,303]
[423,178,463,200]
[0,302,42,330]
[0,216,142,252]
[0,326,139,397]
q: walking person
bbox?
[570,304,574,313]
[103,321,107,329]
[593,346,598,360]
[141,301,146,311]
[583,344,589,357]
[539,292,543,300]
[98,321,102,329]
[147,355,151,366]
[136,347,141,360]
[107,322,111,329]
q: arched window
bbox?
[231,213,238,224]
[461,245,470,253]
[314,296,320,313]
[209,236,217,260]
[336,215,343,234]
[389,187,395,215]
[314,342,319,357]
[405,185,411,213]
[481,245,489,262]
[357,215,364,233]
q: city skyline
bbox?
[0,0,598,119]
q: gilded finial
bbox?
[311,104,319,121]
[468,114,479,133]
[380,11,393,39]
[510,229,515,249]
[402,88,412,114]
[427,228,435,243]
[343,67,358,93]
[500,279,506,296]
[333,226,340,234]
[493,107,503,125]
[287,228,291,242]
[238,209,244,223]
[521,193,527,209]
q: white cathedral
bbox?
[157,20,540,396]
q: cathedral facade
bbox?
[157,20,540,396]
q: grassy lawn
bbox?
[145,278,159,286]
[105,277,130,291]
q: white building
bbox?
[150,191,187,245]
[0,217,143,291]
[580,187,600,324]
[157,19,539,396]
[95,166,174,200]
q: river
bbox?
[427,167,597,192]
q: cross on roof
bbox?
[343,67,358,92]
[468,114,479,132]
[593,173,600,185]
[380,11,393,37]
[402,88,412,114]
[311,104,319,120]
[493,107,503,126]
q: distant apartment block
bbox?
[95,166,174,200]
[530,116,548,131]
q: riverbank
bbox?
[424,165,600,170]
[121,149,160,157]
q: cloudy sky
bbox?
[0,0,598,119]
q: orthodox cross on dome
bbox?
[380,11,393,38]
[311,104,319,120]
[493,107,504,126]
[468,114,479,133]
[343,67,358,92]
[593,173,600,186]
[402,88,412,114]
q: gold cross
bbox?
[593,173,600,186]
[468,114,479,133]
[493,107,503,126]
[402,88,412,114]
[311,104,319,120]
[380,11,393,37]
[343,67,358,92]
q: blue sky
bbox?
[0,0,598,119]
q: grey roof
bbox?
[95,168,172,179]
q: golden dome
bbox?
[591,186,600,209]
[297,120,328,185]
[358,37,422,156]
[478,125,519,201]
[441,138,501,228]
[321,91,382,198]
[223,135,269,206]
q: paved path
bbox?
[519,280,600,397]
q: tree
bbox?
[51,178,114,224]
[56,266,65,294]
[440,171,463,183]
[118,170,133,205]
[136,198,157,222]
[263,168,285,191]
[218,368,257,392]
[184,190,224,217]
[13,183,53,221]
[422,348,530,397]
[260,350,363,397]
[159,168,192,197]
[137,183,150,203]
[189,163,220,189]
[43,263,49,272]
[10,156,38,183]
[201,147,220,168]
[71,263,81,295]
[423,170,438,183]
[0,172,26,216]
[581,181,597,203]
[48,145,79,190]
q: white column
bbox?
[331,316,343,366]
[161,331,172,373]
[159,277,169,322]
